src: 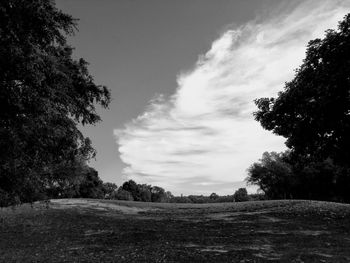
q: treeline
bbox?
[103,184,263,203]
[10,164,262,204]
[246,14,350,203]
[168,190,265,204]
[247,151,350,202]
[103,180,173,203]
[47,169,265,203]
[106,184,265,203]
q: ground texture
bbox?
[1,199,350,262]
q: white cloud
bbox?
[114,0,350,195]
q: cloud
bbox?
[115,0,350,195]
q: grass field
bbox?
[1,199,350,262]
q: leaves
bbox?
[0,0,110,205]
[254,14,350,165]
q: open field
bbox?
[1,199,350,262]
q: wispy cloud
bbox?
[114,0,350,195]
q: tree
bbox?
[122,180,142,201]
[138,184,152,202]
[169,196,193,203]
[233,188,249,202]
[247,150,350,202]
[43,158,105,199]
[254,14,350,166]
[209,193,219,200]
[151,186,167,202]
[102,182,118,199]
[165,191,174,200]
[252,14,350,203]
[78,167,104,199]
[116,188,134,201]
[247,152,294,199]
[292,157,350,202]
[44,157,88,199]
[0,0,110,205]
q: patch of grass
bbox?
[1,200,350,262]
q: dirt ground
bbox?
[1,199,350,262]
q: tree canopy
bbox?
[247,152,294,199]
[247,151,350,202]
[233,188,249,202]
[254,14,350,166]
[0,0,110,205]
[250,14,350,202]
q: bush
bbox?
[188,195,211,203]
[151,186,167,202]
[0,190,20,207]
[116,189,134,201]
[140,189,152,202]
[234,188,249,202]
[215,195,235,203]
[169,196,193,203]
[122,180,141,201]
[210,193,219,200]
[247,150,350,202]
[248,193,267,201]
[102,183,118,199]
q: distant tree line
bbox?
[1,164,259,204]
[45,173,260,204]
[247,14,350,203]
[105,184,262,204]
[168,188,262,203]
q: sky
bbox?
[56,0,350,195]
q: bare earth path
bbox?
[1,199,350,262]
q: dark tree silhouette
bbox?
[0,0,110,205]
[78,168,104,199]
[102,182,118,199]
[209,193,219,200]
[247,151,350,202]
[247,152,294,199]
[116,188,134,201]
[233,188,249,202]
[138,184,152,202]
[151,186,166,202]
[254,14,350,166]
[122,180,142,201]
[250,14,350,203]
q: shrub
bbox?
[234,188,249,202]
[116,189,134,201]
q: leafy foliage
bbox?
[0,0,110,205]
[172,194,235,203]
[251,14,350,203]
[247,151,350,202]
[115,189,134,201]
[121,180,142,201]
[120,180,169,202]
[77,168,104,199]
[151,186,167,202]
[169,196,193,203]
[233,188,249,202]
[102,183,118,199]
[247,152,294,199]
[254,14,350,166]
[43,158,104,199]
[209,193,219,200]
